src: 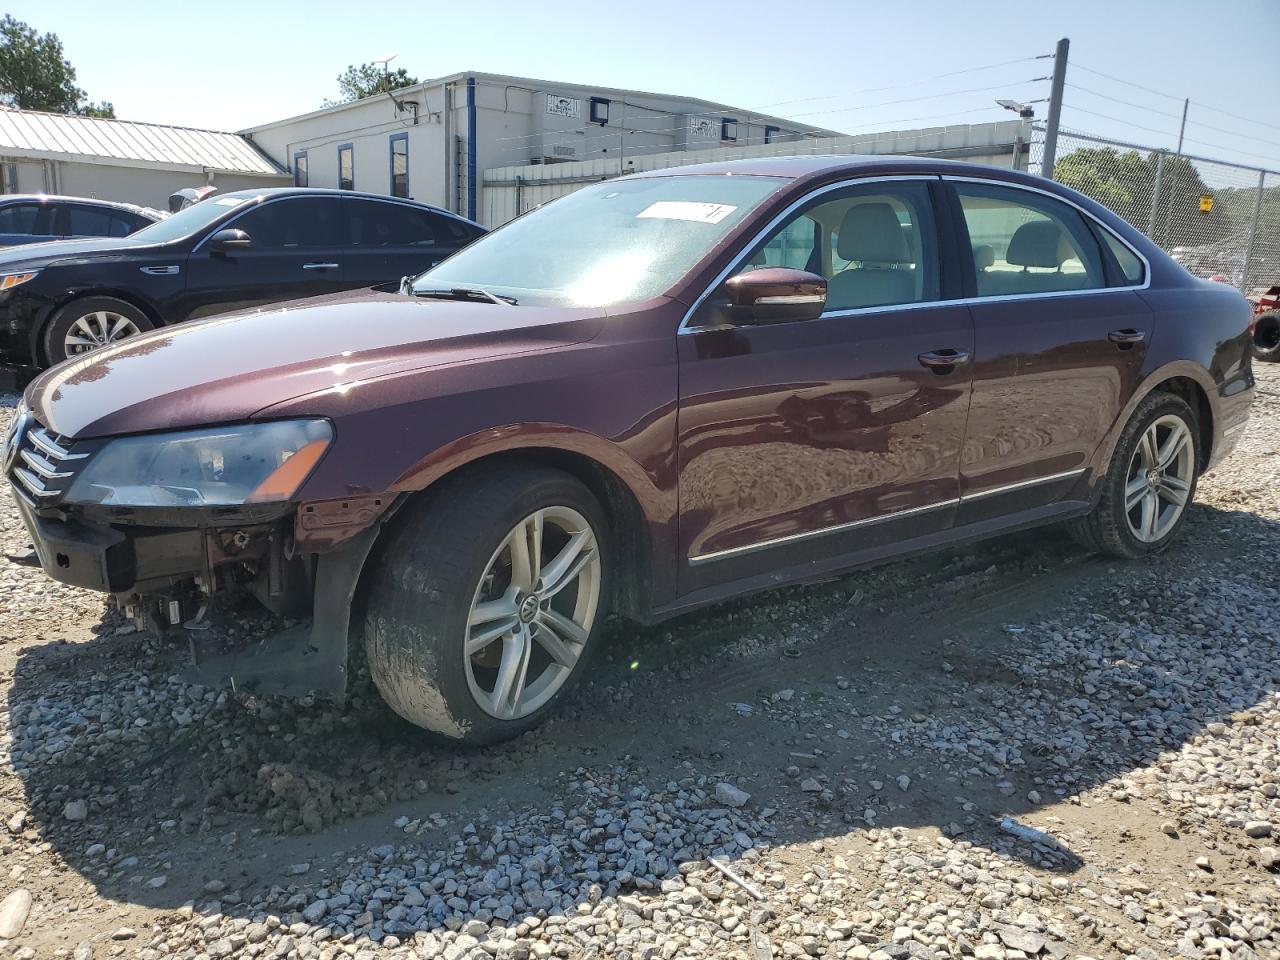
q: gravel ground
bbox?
[1,367,1278,960]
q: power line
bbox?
[1071,62,1187,103]
[1065,82,1185,121]
[1062,104,1280,166]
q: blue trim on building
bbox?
[293,150,308,187]
[337,142,354,190]
[389,132,409,198]
[466,76,477,221]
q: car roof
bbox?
[624,154,1039,184]
[0,193,161,216]
[212,187,477,223]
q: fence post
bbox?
[1241,170,1266,294]
[1147,151,1166,241]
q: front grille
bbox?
[5,415,87,504]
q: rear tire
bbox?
[363,464,610,745]
[1253,311,1280,363]
[43,296,153,366]
[1070,391,1199,559]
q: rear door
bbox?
[342,198,479,288]
[180,196,348,321]
[63,203,144,240]
[945,178,1153,523]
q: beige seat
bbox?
[826,203,917,310]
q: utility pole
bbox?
[1176,98,1189,154]
[1040,37,1069,180]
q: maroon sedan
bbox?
[3,156,1254,745]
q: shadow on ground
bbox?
[6,501,1278,944]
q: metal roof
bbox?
[0,109,285,176]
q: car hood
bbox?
[0,235,153,268]
[26,288,605,438]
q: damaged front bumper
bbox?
[8,482,391,701]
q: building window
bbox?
[589,97,610,126]
[389,134,409,198]
[338,143,354,191]
[1,162,17,194]
[293,151,308,187]
[721,118,738,142]
[764,125,780,145]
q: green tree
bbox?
[0,15,114,117]
[1054,146,1228,248]
[324,62,419,106]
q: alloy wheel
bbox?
[64,311,142,356]
[1124,414,1195,543]
[464,506,601,720]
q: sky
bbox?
[11,0,1280,170]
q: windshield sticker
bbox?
[636,201,738,225]
[213,197,247,206]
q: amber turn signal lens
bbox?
[0,272,38,290]
[245,439,330,503]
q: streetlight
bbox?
[996,99,1036,119]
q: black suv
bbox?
[0,188,485,369]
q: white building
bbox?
[243,70,846,224]
[0,109,289,208]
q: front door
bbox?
[181,196,348,322]
[676,178,974,593]
[947,180,1153,522]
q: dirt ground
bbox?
[1,365,1278,960]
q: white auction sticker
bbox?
[636,201,738,224]
[213,197,248,206]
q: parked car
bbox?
[0,188,485,369]
[1249,283,1279,362]
[4,156,1254,745]
[0,194,161,248]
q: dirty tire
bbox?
[1254,311,1280,363]
[364,464,610,745]
[1070,391,1199,560]
[43,296,154,366]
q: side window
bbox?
[232,198,343,248]
[955,183,1105,297]
[67,206,116,237]
[734,180,939,311]
[429,213,480,244]
[0,203,42,235]
[108,213,141,237]
[347,199,436,247]
[1099,228,1145,285]
[338,144,354,191]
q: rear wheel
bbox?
[1253,311,1280,363]
[364,465,609,745]
[43,296,153,366]
[1069,391,1199,558]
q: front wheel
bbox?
[1070,391,1199,559]
[43,296,154,366]
[364,465,609,745]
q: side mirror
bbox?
[208,228,253,254]
[724,267,826,324]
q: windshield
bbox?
[126,195,255,244]
[413,175,786,307]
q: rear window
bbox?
[1100,228,1145,285]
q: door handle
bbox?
[1108,328,1145,347]
[918,348,971,371]
[302,262,340,271]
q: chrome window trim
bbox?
[678,172,1152,334]
[686,467,1089,565]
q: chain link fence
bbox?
[1031,127,1278,295]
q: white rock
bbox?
[0,889,32,939]
[715,783,751,808]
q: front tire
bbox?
[1070,391,1199,559]
[1253,311,1280,363]
[364,464,609,745]
[43,296,154,366]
